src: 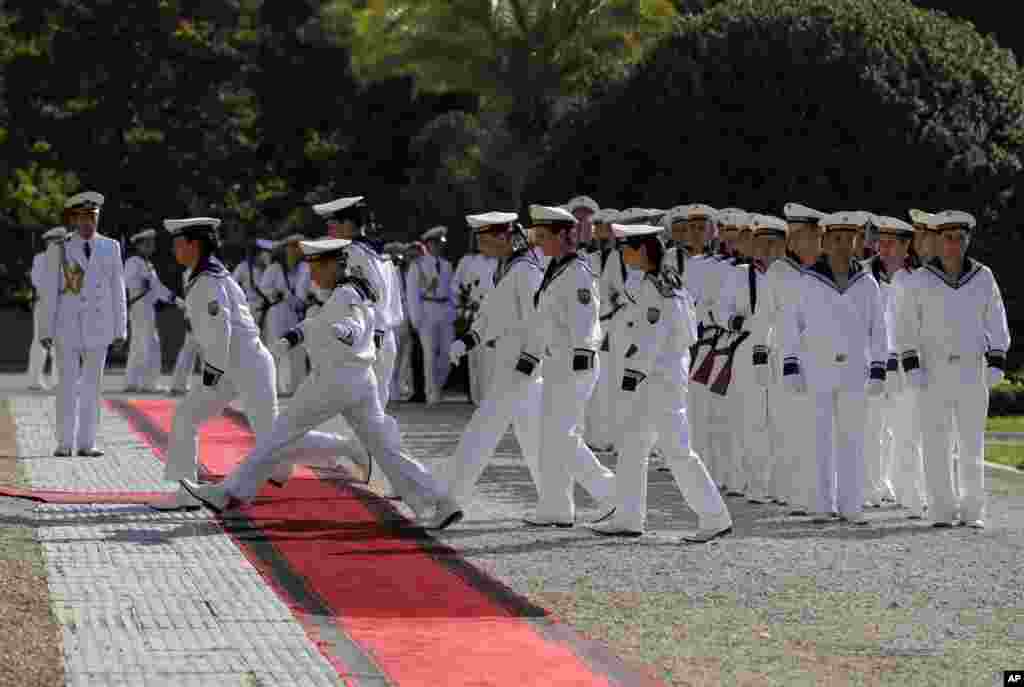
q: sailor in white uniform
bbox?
[232,238,275,342]
[39,191,127,457]
[179,238,463,530]
[781,211,887,525]
[27,227,68,391]
[261,234,310,395]
[521,204,617,527]
[894,210,1009,529]
[405,225,455,404]
[124,228,180,393]
[589,223,732,541]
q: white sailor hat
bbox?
[784,203,825,223]
[255,239,276,251]
[908,208,940,229]
[421,225,448,242]
[565,196,599,214]
[163,217,222,237]
[751,215,788,237]
[313,196,365,218]
[661,206,689,227]
[466,211,518,231]
[682,204,718,221]
[130,228,157,243]
[299,238,351,261]
[611,223,665,240]
[42,226,68,241]
[65,191,104,212]
[617,207,665,225]
[717,210,750,229]
[873,216,915,238]
[592,208,619,224]
[933,209,977,232]
[820,211,871,230]
[528,204,576,226]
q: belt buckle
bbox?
[835,354,847,363]
[948,354,961,363]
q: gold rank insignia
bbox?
[62,260,85,295]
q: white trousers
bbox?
[445,365,543,507]
[812,389,867,517]
[277,345,308,395]
[224,365,447,517]
[164,339,348,484]
[688,374,713,482]
[731,355,779,501]
[917,364,988,522]
[27,303,58,388]
[392,322,415,400]
[863,395,895,503]
[125,305,162,390]
[467,345,492,405]
[54,343,108,451]
[535,353,617,522]
[585,330,622,450]
[888,388,926,510]
[374,329,397,409]
[170,333,200,392]
[614,378,728,531]
[419,303,453,402]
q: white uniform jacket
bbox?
[41,233,127,348]
[782,257,887,392]
[761,255,806,357]
[260,260,310,337]
[717,260,772,367]
[620,271,698,392]
[31,252,49,304]
[523,253,601,370]
[285,277,377,372]
[184,258,260,378]
[385,259,406,329]
[893,257,1010,378]
[453,253,497,327]
[405,254,454,330]
[347,239,392,336]
[232,260,270,329]
[125,256,175,311]
[456,249,543,366]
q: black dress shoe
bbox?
[589,525,644,538]
[522,517,573,528]
[77,448,105,457]
[932,521,955,529]
[53,448,72,457]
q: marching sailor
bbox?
[781,211,887,525]
[123,228,179,393]
[590,222,732,542]
[893,210,1009,529]
[405,225,455,405]
[179,238,463,530]
[40,191,127,457]
[521,204,617,527]
[27,226,68,391]
[232,238,275,342]
[260,234,310,395]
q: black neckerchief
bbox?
[494,248,539,287]
[351,235,383,255]
[925,256,981,289]
[870,255,890,285]
[805,254,866,294]
[534,252,584,307]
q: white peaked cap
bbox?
[299,238,351,260]
[717,210,751,228]
[255,239,276,251]
[466,211,518,230]
[313,196,365,217]
[611,223,665,239]
[617,208,664,224]
[933,209,977,231]
[130,228,157,243]
[592,208,620,224]
[163,218,222,235]
[784,203,825,223]
[682,204,718,220]
[873,216,915,238]
[65,191,104,211]
[528,205,576,224]
[751,215,788,235]
[662,206,690,227]
[42,226,68,241]
[821,211,872,229]
[908,208,940,228]
[421,225,448,241]
[281,233,306,244]
[565,196,599,214]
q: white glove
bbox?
[865,378,884,399]
[782,372,806,395]
[906,367,927,390]
[449,340,467,366]
[174,296,186,310]
[987,367,1005,388]
[754,365,771,388]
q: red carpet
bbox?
[107,398,659,687]
[0,486,168,504]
